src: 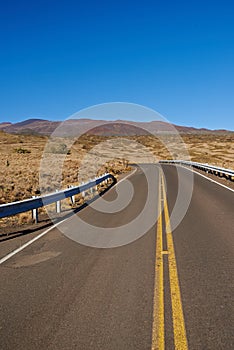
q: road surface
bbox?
[0,164,233,349]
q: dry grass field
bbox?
[0,130,233,227]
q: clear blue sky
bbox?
[0,0,234,130]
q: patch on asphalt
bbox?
[8,251,61,268]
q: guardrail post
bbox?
[89,179,94,194]
[71,194,75,205]
[94,177,98,192]
[32,196,38,223]
[81,182,85,198]
[69,186,75,205]
[56,200,61,213]
[55,190,61,213]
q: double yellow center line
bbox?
[151,171,188,350]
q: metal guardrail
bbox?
[0,173,116,222]
[159,160,234,180]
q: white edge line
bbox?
[116,167,137,185]
[178,165,234,193]
[0,218,67,265]
[0,168,137,265]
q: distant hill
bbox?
[1,119,60,135]
[0,122,12,129]
[0,118,232,136]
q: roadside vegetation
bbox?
[0,130,233,227]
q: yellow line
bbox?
[162,175,188,350]
[151,173,164,350]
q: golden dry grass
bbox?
[133,133,234,168]
[0,132,131,206]
[0,130,233,209]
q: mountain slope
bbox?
[1,118,232,136]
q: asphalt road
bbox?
[0,164,233,350]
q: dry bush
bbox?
[18,212,33,225]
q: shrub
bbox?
[15,147,31,154]
[46,143,71,155]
